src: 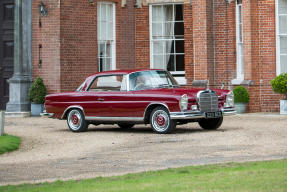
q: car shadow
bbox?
[86,125,227,134]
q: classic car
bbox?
[44,69,236,134]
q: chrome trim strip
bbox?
[40,112,54,118]
[170,108,236,120]
[85,116,144,122]
[61,105,85,119]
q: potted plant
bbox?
[270,73,287,114]
[29,77,47,116]
[233,86,250,114]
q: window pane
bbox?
[240,55,244,74]
[107,4,113,22]
[174,22,184,37]
[238,6,242,23]
[102,58,110,71]
[167,55,175,71]
[152,5,162,22]
[153,55,165,69]
[176,55,185,71]
[279,16,287,34]
[153,41,164,55]
[279,0,287,14]
[280,55,287,73]
[98,43,105,57]
[164,22,174,39]
[152,23,163,38]
[164,5,173,22]
[101,4,106,21]
[280,36,287,54]
[175,40,184,54]
[108,21,113,40]
[175,5,183,21]
[166,40,174,54]
[238,43,243,56]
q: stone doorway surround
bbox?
[5,0,33,117]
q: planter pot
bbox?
[31,103,44,116]
[280,100,287,115]
[234,102,247,114]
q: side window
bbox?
[88,75,127,92]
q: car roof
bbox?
[88,69,164,78]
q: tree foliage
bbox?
[270,73,287,99]
[233,86,250,103]
[29,77,47,104]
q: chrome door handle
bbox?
[98,98,104,101]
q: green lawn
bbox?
[1,159,287,192]
[0,134,21,155]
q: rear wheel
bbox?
[198,117,223,130]
[67,109,88,132]
[150,106,176,134]
[118,123,135,129]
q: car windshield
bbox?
[129,70,179,91]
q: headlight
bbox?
[224,91,234,108]
[179,94,188,111]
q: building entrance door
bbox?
[0,0,14,110]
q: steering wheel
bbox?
[134,83,145,90]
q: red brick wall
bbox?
[116,0,136,70]
[184,3,194,84]
[32,0,61,93]
[60,0,97,92]
[135,5,150,69]
[213,0,236,88]
[255,0,282,112]
[192,0,215,83]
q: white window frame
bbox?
[97,2,116,72]
[236,0,244,80]
[276,0,287,75]
[149,3,185,75]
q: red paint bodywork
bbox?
[45,69,230,120]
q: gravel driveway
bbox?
[0,114,287,185]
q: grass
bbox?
[0,134,21,155]
[1,159,287,192]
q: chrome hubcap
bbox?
[152,110,169,132]
[68,110,82,131]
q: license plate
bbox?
[205,111,222,118]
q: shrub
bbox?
[233,86,250,103]
[270,73,287,100]
[29,77,47,104]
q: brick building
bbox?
[0,0,286,112]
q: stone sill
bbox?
[231,79,254,86]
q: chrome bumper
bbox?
[40,110,54,118]
[170,108,236,120]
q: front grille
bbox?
[198,90,218,112]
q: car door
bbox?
[83,74,129,118]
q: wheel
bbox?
[67,109,88,132]
[198,117,223,130]
[118,123,135,129]
[150,106,176,134]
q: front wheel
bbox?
[67,109,88,132]
[150,107,176,134]
[198,117,223,130]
